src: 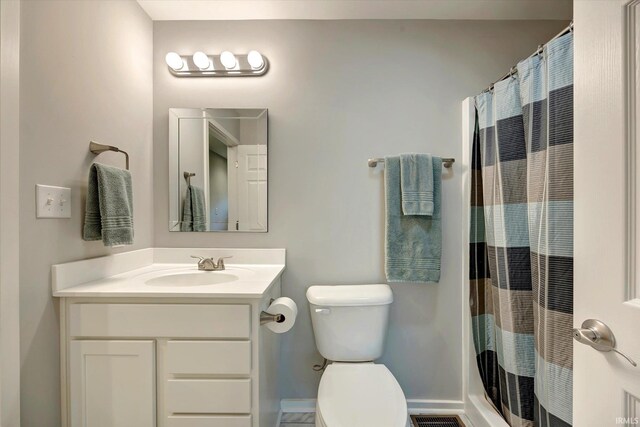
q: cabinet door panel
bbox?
[69,340,155,427]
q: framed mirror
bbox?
[169,108,268,232]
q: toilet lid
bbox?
[317,363,407,427]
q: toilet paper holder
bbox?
[260,298,286,325]
[260,312,285,325]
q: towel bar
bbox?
[368,157,455,168]
[89,141,130,170]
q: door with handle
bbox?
[574,1,640,425]
[573,319,637,367]
[237,144,267,231]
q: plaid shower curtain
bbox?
[470,32,573,427]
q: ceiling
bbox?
[136,0,572,21]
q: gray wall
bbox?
[19,1,153,425]
[153,20,566,400]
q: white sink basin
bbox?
[51,249,286,298]
[145,272,239,287]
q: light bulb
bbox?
[247,50,264,70]
[220,51,237,69]
[165,52,185,71]
[193,51,211,70]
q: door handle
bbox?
[573,319,637,367]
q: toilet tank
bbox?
[306,284,393,362]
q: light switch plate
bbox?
[36,185,71,218]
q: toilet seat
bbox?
[316,363,408,427]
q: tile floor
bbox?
[280,412,316,426]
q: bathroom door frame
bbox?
[0,0,21,425]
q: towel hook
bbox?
[89,141,129,170]
[184,171,196,186]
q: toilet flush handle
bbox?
[314,308,331,315]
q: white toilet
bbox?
[306,284,409,427]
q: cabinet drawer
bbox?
[166,340,251,375]
[69,304,250,338]
[167,415,251,427]
[166,379,251,414]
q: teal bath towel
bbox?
[181,185,207,232]
[400,153,434,216]
[385,156,442,283]
[83,163,134,246]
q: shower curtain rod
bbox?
[481,21,573,94]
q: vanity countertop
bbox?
[52,248,285,299]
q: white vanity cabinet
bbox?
[53,248,286,427]
[60,290,281,427]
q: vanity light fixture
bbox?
[165,52,186,71]
[165,50,268,77]
[192,51,212,70]
[220,51,237,69]
[247,50,265,70]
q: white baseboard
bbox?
[279,398,465,415]
[280,398,317,413]
[407,399,465,415]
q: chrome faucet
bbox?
[191,256,232,271]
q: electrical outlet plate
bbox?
[36,184,71,218]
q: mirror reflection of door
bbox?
[169,108,268,232]
[207,122,236,231]
[237,144,267,231]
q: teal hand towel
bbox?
[181,185,207,232]
[83,163,134,246]
[400,153,434,216]
[385,156,442,283]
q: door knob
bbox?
[573,319,637,367]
